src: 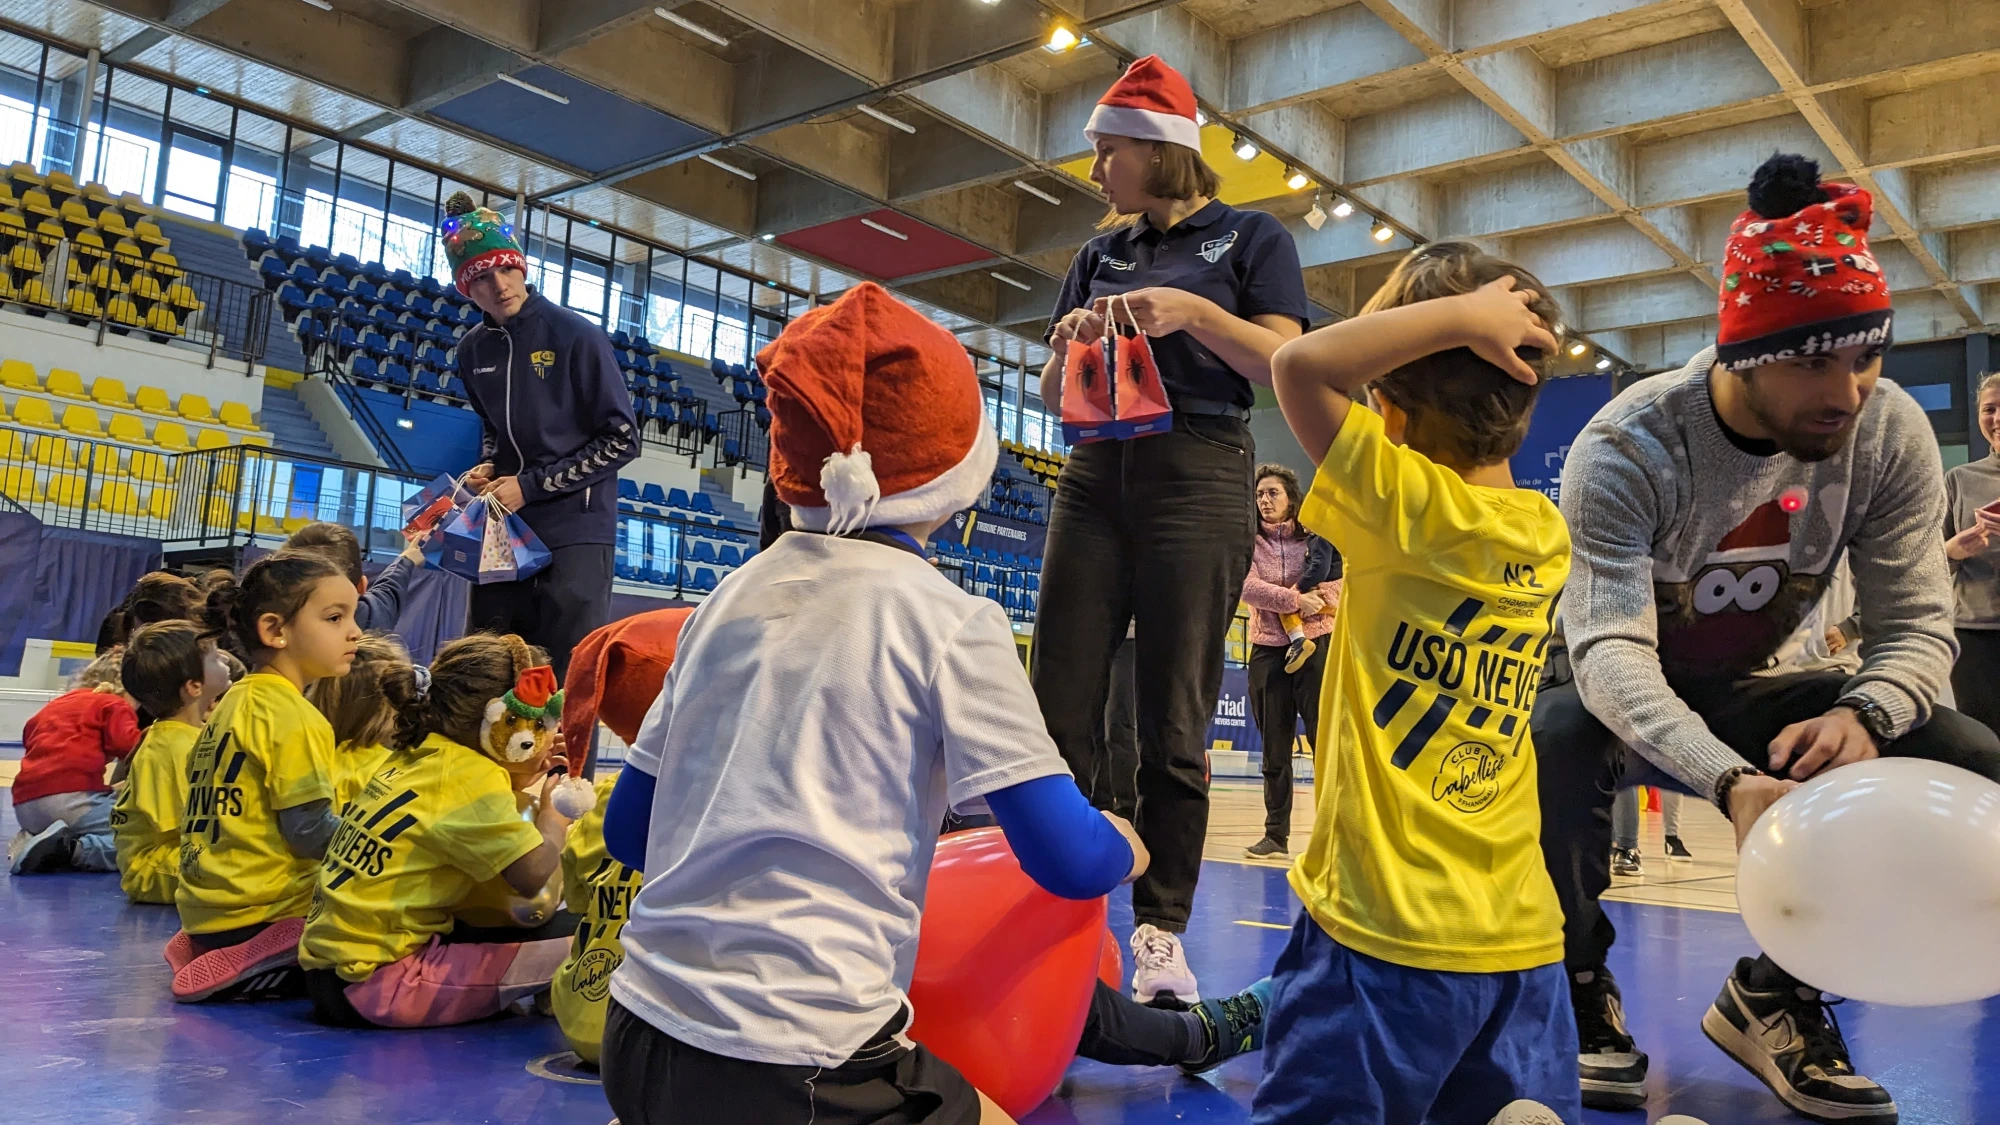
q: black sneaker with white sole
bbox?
[1572,966,1648,1110]
[1701,957,1897,1123]
[1243,836,1287,859]
[1663,835,1693,860]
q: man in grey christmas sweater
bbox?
[1536,155,2000,1124]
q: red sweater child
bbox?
[12,689,142,806]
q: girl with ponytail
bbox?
[308,634,417,810]
[167,549,361,1004]
[298,632,583,1029]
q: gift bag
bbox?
[1107,292,1174,441]
[401,473,473,537]
[1060,334,1117,446]
[431,497,551,585]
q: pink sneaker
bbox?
[171,917,305,1003]
[163,931,198,974]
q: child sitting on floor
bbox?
[595,284,1148,1125]
[307,634,408,810]
[1251,242,1577,1125]
[8,652,140,876]
[110,621,237,904]
[168,550,360,1003]
[286,521,429,634]
[298,633,579,1029]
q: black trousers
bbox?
[1100,631,1140,822]
[1075,978,1196,1066]
[1534,670,2000,974]
[1247,641,1327,845]
[1031,414,1256,933]
[467,542,612,683]
[1954,628,2000,733]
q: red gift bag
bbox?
[1108,294,1174,440]
[1060,334,1117,445]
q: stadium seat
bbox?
[143,304,181,336]
[90,378,130,408]
[98,479,140,516]
[0,358,37,390]
[690,492,717,515]
[194,429,230,451]
[152,422,191,453]
[47,474,88,508]
[640,483,669,510]
[13,397,55,429]
[82,443,122,477]
[718,545,742,568]
[61,405,106,439]
[130,450,173,484]
[105,413,150,446]
[0,464,42,503]
[667,487,692,510]
[689,540,718,566]
[106,293,143,327]
[218,401,255,430]
[46,368,87,400]
[178,394,217,423]
[0,429,21,460]
[146,485,176,521]
[694,567,718,592]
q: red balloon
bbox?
[1098,926,1123,991]
[907,828,1108,1118]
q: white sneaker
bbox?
[1129,923,1200,1005]
[1486,1101,1566,1125]
[5,830,29,869]
[9,820,71,875]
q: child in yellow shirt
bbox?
[1251,243,1576,1125]
[551,774,632,1064]
[168,550,361,1003]
[307,634,407,811]
[298,633,579,1029]
[111,621,237,904]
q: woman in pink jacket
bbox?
[1239,464,1340,859]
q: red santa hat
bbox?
[756,283,997,535]
[1715,154,1892,373]
[1085,55,1202,153]
[1711,498,1792,563]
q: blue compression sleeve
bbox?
[603,765,655,871]
[985,775,1134,900]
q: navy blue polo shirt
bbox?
[1047,200,1309,411]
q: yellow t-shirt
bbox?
[299,733,544,982]
[111,719,200,905]
[333,742,391,811]
[1290,406,1570,973]
[552,776,641,1064]
[176,674,340,933]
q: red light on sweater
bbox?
[1779,486,1807,513]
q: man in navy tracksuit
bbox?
[441,192,638,680]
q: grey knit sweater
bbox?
[1559,346,1956,798]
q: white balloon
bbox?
[1736,757,2000,1006]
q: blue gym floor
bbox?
[4,801,1995,1125]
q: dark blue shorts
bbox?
[1251,912,1581,1125]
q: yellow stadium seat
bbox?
[84,443,123,477]
[44,170,77,197]
[90,378,129,408]
[20,275,55,307]
[34,218,63,244]
[45,369,86,400]
[95,210,132,239]
[0,269,16,301]
[130,270,162,300]
[106,413,149,445]
[206,497,231,528]
[20,188,56,218]
[149,248,181,276]
[98,480,139,516]
[218,401,254,430]
[281,516,312,535]
[166,280,202,311]
[146,485,176,521]
[153,421,191,452]
[0,181,14,209]
[63,286,103,319]
[12,396,55,429]
[64,254,89,286]
[72,227,106,258]
[242,433,272,448]
[6,161,40,184]
[111,237,142,263]
[178,394,216,423]
[130,450,173,484]
[0,429,21,460]
[135,220,168,246]
[59,198,92,228]
[106,292,142,327]
[8,236,41,274]
[0,396,6,420]
[143,304,181,336]
[0,464,42,504]
[134,385,173,415]
[47,474,89,508]
[0,358,37,390]
[86,258,123,291]
[32,434,73,468]
[194,428,230,451]
[61,405,106,438]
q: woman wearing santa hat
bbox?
[1037,54,1310,1007]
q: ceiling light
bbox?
[1595,356,1612,370]
[1370,219,1394,242]
[1284,167,1310,191]
[1331,198,1354,219]
[857,104,916,134]
[1568,341,1589,357]
[655,7,730,46]
[1232,134,1258,161]
[495,72,569,105]
[860,217,909,240]
[1045,26,1079,52]
[1304,194,1327,231]
[1012,179,1061,205]
[298,0,332,9]
[977,0,1001,4]
[989,271,1031,291]
[698,152,758,181]
[759,232,775,241]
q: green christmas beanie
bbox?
[441,191,526,291]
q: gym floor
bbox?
[2,784,1993,1125]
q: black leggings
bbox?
[1075,979,1200,1066]
[1953,628,2000,734]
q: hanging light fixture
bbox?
[1370,218,1395,242]
[1284,167,1311,191]
[1232,134,1259,160]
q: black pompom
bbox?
[444,191,478,218]
[1747,153,1826,219]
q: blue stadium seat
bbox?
[690,492,716,515]
[260,256,291,283]
[358,329,391,356]
[667,488,692,510]
[348,354,378,381]
[242,228,271,254]
[640,483,669,510]
[718,545,742,567]
[414,367,443,395]
[351,280,378,303]
[694,567,718,592]
[388,337,415,362]
[276,281,310,311]
[289,261,318,285]
[689,541,718,566]
[380,362,412,389]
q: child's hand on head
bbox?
[1458,276,1559,386]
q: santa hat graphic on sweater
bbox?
[757,283,997,535]
[1709,498,1793,564]
[1715,154,1893,372]
[1085,55,1202,152]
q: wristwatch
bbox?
[1712,765,1764,816]
[1835,693,1895,747]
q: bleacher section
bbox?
[935,539,1040,624]
[1003,439,1065,491]
[0,358,267,452]
[0,164,207,338]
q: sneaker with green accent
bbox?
[1181,976,1272,1075]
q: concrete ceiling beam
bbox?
[1452,0,1700,56]
[1438,161,1612,239]
[904,67,1043,159]
[901,184,1022,259]
[1568,273,1718,333]
[888,123,1031,203]
[751,119,891,202]
[553,24,734,134]
[704,0,895,86]
[1239,103,1346,187]
[1600,316,1722,371]
[370,0,537,56]
[1915,159,2000,232]
[1092,4,1227,105]
[536,0,654,56]
[1287,211,1415,270]
[403,25,529,114]
[1555,29,1782,140]
[1500,221,1680,289]
[1866,72,2000,169]
[1226,4,1425,115]
[1627,114,1832,209]
[1345,92,1527,184]
[1804,0,2000,87]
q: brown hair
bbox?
[1360,241,1562,467]
[285,521,364,585]
[1098,140,1223,230]
[1254,463,1304,530]
[311,633,414,750]
[201,549,348,662]
[1979,371,2000,399]
[122,620,208,721]
[100,572,202,651]
[389,632,542,754]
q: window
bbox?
[224,112,285,233]
[332,146,390,262]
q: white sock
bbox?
[1286,626,1305,643]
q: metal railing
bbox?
[714,407,769,474]
[1,228,272,373]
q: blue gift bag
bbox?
[428,497,551,585]
[402,473,471,535]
